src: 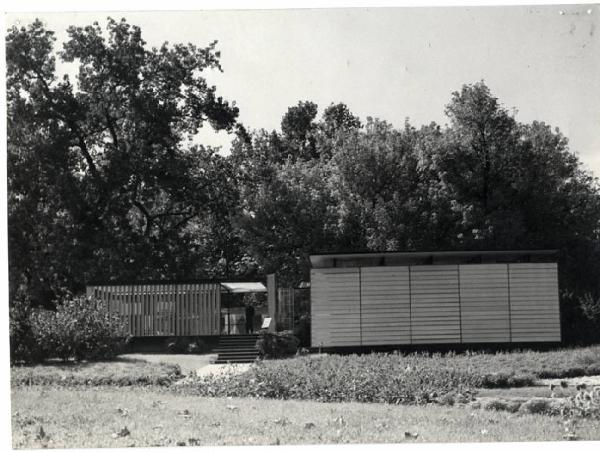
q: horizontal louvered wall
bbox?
[459,264,510,343]
[410,265,461,344]
[360,266,411,345]
[311,268,361,347]
[86,283,221,337]
[311,263,561,347]
[509,263,561,342]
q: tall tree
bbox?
[7,18,239,305]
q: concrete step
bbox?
[215,355,259,361]
[215,335,260,364]
[214,361,256,364]
[213,347,257,353]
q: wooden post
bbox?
[267,273,277,333]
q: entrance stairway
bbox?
[213,334,259,364]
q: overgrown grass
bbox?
[11,358,183,387]
[11,386,600,448]
[446,345,600,381]
[177,346,600,404]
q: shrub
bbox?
[567,387,600,420]
[16,295,130,364]
[256,331,300,359]
[165,337,188,354]
[481,397,525,413]
[9,301,43,365]
[164,337,208,354]
[518,397,568,416]
[187,339,207,354]
[292,314,311,347]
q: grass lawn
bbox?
[11,385,600,448]
[10,357,183,386]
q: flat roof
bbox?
[310,249,558,268]
[220,282,267,293]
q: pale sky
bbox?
[6,4,600,175]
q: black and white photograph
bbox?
[3,1,600,449]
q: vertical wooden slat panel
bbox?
[169,284,174,336]
[188,284,193,336]
[209,284,213,334]
[178,284,183,336]
[192,284,197,336]
[167,284,172,336]
[122,285,129,335]
[155,284,160,336]
[137,285,142,336]
[196,284,202,335]
[200,284,205,336]
[203,284,211,334]
[140,285,145,336]
[150,284,158,336]
[177,285,189,336]
[175,284,180,336]
[169,284,181,336]
[132,284,137,337]
[129,285,134,336]
[158,284,164,336]
[214,284,220,335]
[214,284,219,335]
[133,284,139,337]
[182,283,188,336]
[184,284,188,336]
[143,284,148,336]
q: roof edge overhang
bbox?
[86,277,265,288]
[310,249,559,268]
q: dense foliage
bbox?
[10,296,129,364]
[256,330,300,358]
[7,18,600,345]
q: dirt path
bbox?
[120,353,217,375]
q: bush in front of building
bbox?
[11,295,129,364]
[164,337,209,354]
[256,330,300,358]
[9,298,44,365]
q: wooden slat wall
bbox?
[310,262,561,347]
[86,283,221,337]
[360,266,411,345]
[410,265,461,344]
[508,263,561,342]
[459,264,510,343]
[311,268,361,347]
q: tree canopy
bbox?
[7,19,600,342]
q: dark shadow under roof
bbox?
[310,249,559,268]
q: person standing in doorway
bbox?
[245,303,255,334]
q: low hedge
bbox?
[176,346,600,405]
[177,353,481,404]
